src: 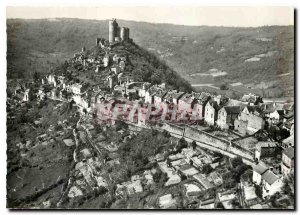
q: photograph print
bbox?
[6,6,294,209]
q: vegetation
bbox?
[7,19,293,97]
[202,164,213,174]
[111,41,193,92]
[118,129,170,179]
[254,184,263,199]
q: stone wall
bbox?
[247,115,265,134]
[234,119,247,135]
[229,145,254,160]
[184,126,230,151]
[161,123,184,136]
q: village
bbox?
[7,19,294,209]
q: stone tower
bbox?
[120,27,130,41]
[109,19,119,43]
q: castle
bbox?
[108,19,130,43]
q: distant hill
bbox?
[7,18,294,97]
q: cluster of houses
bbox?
[8,18,295,209]
[13,83,30,102]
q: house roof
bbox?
[223,106,241,114]
[164,90,185,101]
[207,100,221,110]
[282,135,294,147]
[184,184,201,193]
[197,92,211,104]
[283,147,294,159]
[252,163,268,175]
[262,103,285,113]
[283,103,294,111]
[148,86,160,96]
[179,93,195,104]
[224,99,246,107]
[245,105,263,115]
[262,170,279,185]
[155,90,168,99]
[255,141,277,150]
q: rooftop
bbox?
[223,106,241,114]
[255,141,277,150]
[283,147,294,159]
[262,170,279,185]
[243,185,257,201]
[252,162,268,175]
[244,105,263,115]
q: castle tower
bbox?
[109,19,118,43]
[120,27,130,41]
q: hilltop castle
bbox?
[108,18,130,43]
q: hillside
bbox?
[7,18,294,97]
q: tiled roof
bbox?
[262,170,279,185]
[209,101,221,110]
[198,92,211,104]
[252,163,268,175]
[283,147,294,159]
[180,93,195,104]
[245,105,263,115]
[155,90,168,98]
[223,106,241,114]
[255,141,277,150]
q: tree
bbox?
[232,163,250,182]
[220,83,229,90]
[162,130,171,138]
[153,169,162,183]
[255,184,263,199]
[231,198,241,209]
[241,169,253,183]
[231,157,243,168]
[116,120,128,131]
[191,141,197,150]
[180,174,187,181]
[33,71,40,82]
[216,202,224,209]
[176,138,188,152]
[98,186,108,195]
[202,164,213,174]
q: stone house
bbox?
[254,141,278,161]
[103,55,110,67]
[281,147,294,176]
[145,86,161,104]
[71,83,89,95]
[164,91,186,105]
[154,90,168,106]
[234,119,248,135]
[138,82,151,98]
[204,101,220,126]
[253,162,268,185]
[192,92,211,119]
[261,170,283,198]
[216,106,241,129]
[178,93,197,113]
[282,134,294,148]
[252,162,283,198]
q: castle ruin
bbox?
[108,19,130,43]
